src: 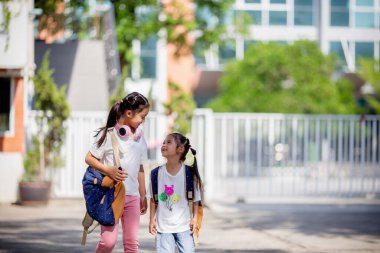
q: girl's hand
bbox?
[107,166,128,182]
[190,217,197,234]
[149,219,157,235]
[140,197,148,215]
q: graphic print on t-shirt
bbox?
[159,184,180,211]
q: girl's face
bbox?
[122,107,150,130]
[161,135,183,159]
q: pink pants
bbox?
[95,195,140,253]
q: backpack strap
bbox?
[184,165,194,201]
[151,166,160,206]
[109,130,121,168]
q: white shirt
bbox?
[147,164,201,233]
[89,128,148,196]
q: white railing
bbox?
[28,110,380,201]
[192,110,380,201]
[27,111,168,198]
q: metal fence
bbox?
[28,110,380,201]
[192,110,380,201]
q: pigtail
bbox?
[170,133,203,192]
[190,147,203,192]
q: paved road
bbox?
[0,198,380,253]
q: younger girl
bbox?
[85,92,150,253]
[148,133,203,253]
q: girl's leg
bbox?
[156,232,176,253]
[121,195,140,253]
[95,223,119,253]
[174,230,195,253]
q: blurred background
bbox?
[0,0,379,205]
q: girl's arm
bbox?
[190,201,199,234]
[85,151,127,182]
[149,198,157,235]
[138,165,147,214]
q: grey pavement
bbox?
[0,198,380,253]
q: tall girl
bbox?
[85,92,150,253]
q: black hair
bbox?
[169,133,203,191]
[95,92,150,147]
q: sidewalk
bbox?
[0,198,380,253]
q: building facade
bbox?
[125,0,380,106]
[0,0,35,203]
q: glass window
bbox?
[294,10,313,25]
[140,37,157,79]
[0,77,11,132]
[271,0,286,3]
[356,0,373,6]
[219,40,236,64]
[356,42,374,62]
[244,40,258,52]
[355,12,374,28]
[245,0,261,3]
[330,0,349,26]
[194,41,206,65]
[245,10,262,25]
[331,0,348,7]
[269,11,287,25]
[330,41,346,66]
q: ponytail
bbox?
[169,133,203,191]
[95,92,150,147]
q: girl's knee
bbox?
[97,235,117,252]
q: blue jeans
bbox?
[156,230,195,253]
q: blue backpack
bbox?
[82,166,117,226]
[81,130,125,245]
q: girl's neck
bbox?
[166,159,182,174]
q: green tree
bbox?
[207,41,357,114]
[358,58,380,114]
[165,81,196,134]
[24,50,70,180]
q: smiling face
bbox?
[122,106,150,130]
[161,135,184,159]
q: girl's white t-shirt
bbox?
[147,164,201,233]
[89,128,148,196]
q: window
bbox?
[330,42,346,67]
[355,12,374,28]
[0,77,12,133]
[269,11,287,25]
[355,42,374,63]
[245,0,261,3]
[330,0,349,26]
[140,37,157,79]
[219,40,236,64]
[245,10,262,25]
[356,0,373,6]
[294,0,314,26]
[194,41,206,65]
[244,40,258,52]
[271,0,286,4]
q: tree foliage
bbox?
[207,41,357,114]
[358,58,380,114]
[165,81,196,134]
[24,50,70,181]
[113,0,235,66]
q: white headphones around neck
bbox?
[114,123,142,142]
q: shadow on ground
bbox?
[210,203,380,238]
